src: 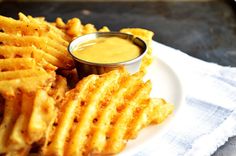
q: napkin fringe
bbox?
[184,109,236,156]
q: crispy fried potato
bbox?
[19,13,71,44]
[120,28,154,44]
[150,98,174,124]
[0,68,50,81]
[89,72,143,152]
[28,90,56,143]
[0,76,54,98]
[0,13,74,70]
[0,46,57,155]
[0,58,55,97]
[0,87,64,155]
[43,69,173,156]
[126,98,174,139]
[0,13,70,155]
[44,74,99,156]
[63,17,97,38]
[8,93,34,151]
[120,28,154,73]
[0,58,36,72]
[48,75,68,107]
[66,18,83,37]
[67,70,120,156]
[55,17,66,29]
[0,15,47,36]
[0,46,62,69]
[0,32,73,69]
[105,81,152,153]
[0,96,21,153]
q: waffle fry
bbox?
[0,15,48,36]
[43,69,173,156]
[0,75,68,155]
[126,98,174,139]
[0,32,73,69]
[120,28,154,44]
[150,98,174,124]
[0,46,63,69]
[120,28,154,73]
[18,13,71,44]
[0,58,55,97]
[0,96,21,153]
[0,13,74,70]
[48,75,69,107]
[57,17,97,38]
[0,91,53,155]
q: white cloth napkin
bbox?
[136,42,236,156]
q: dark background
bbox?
[0,1,236,155]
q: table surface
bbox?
[0,1,236,156]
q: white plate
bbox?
[118,41,185,156]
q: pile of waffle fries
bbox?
[0,13,173,156]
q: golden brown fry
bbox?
[120,28,154,73]
[105,81,152,153]
[27,16,70,45]
[150,98,174,124]
[120,28,154,44]
[0,58,36,71]
[66,18,83,37]
[0,68,50,81]
[18,12,71,42]
[83,23,97,34]
[0,12,65,153]
[0,58,55,97]
[18,12,30,22]
[43,69,172,156]
[44,75,98,156]
[48,75,68,106]
[0,45,34,59]
[0,12,73,70]
[67,70,120,156]
[28,90,56,143]
[65,18,97,37]
[89,72,142,153]
[0,32,67,57]
[55,17,66,29]
[0,84,65,155]
[0,15,47,36]
[125,99,154,139]
[0,75,54,97]
[8,93,34,150]
[0,46,62,68]
[0,32,73,69]
[0,96,21,153]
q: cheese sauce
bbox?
[72,37,141,64]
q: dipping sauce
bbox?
[72,37,141,64]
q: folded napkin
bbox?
[136,42,236,156]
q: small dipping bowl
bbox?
[68,32,147,79]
